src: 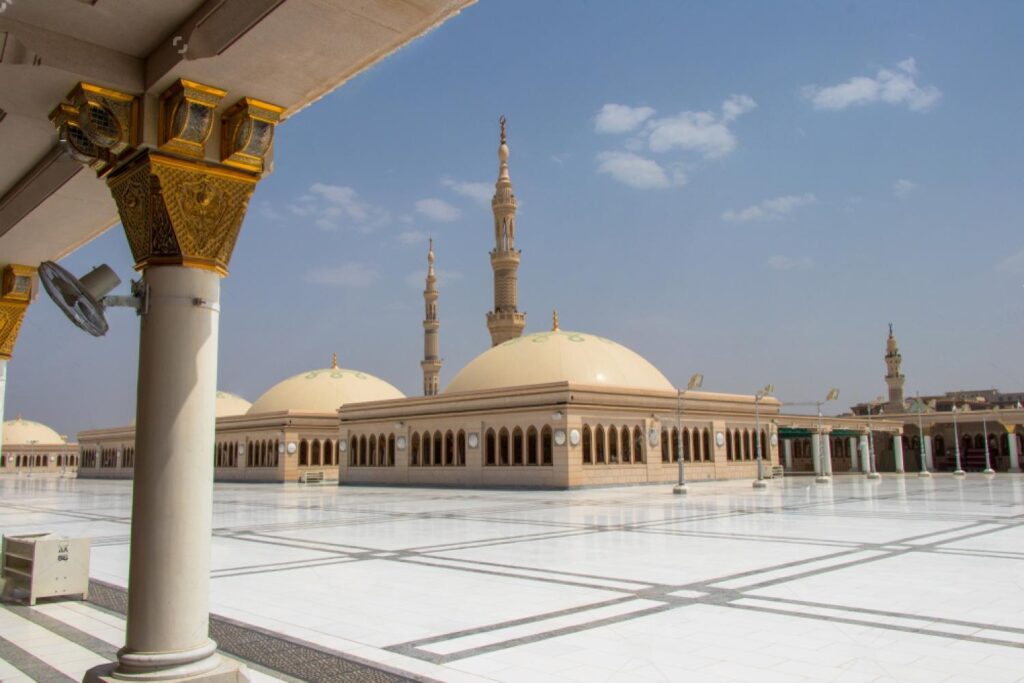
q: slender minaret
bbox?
[884,323,905,411]
[486,116,526,346]
[421,239,442,396]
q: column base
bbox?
[983,469,995,475]
[953,470,966,477]
[84,655,249,683]
[672,484,688,495]
[814,475,831,484]
[866,472,881,480]
[918,471,932,477]
[752,479,768,489]
[1011,468,1022,473]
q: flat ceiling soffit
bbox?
[0,0,475,264]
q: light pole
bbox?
[673,373,704,495]
[753,383,774,489]
[982,410,994,475]
[866,408,881,479]
[952,405,966,477]
[814,388,840,484]
[913,393,931,477]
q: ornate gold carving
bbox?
[107,152,258,275]
[220,97,284,174]
[159,80,227,158]
[49,82,140,177]
[2,265,35,302]
[0,301,29,360]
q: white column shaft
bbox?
[1007,432,1020,472]
[121,267,220,675]
[811,435,821,475]
[859,435,870,472]
[893,435,905,473]
[783,439,793,469]
[823,435,833,475]
[924,435,934,470]
[848,437,858,471]
[0,359,6,463]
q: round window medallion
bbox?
[569,428,581,446]
[771,433,779,447]
[715,431,725,447]
[648,428,659,447]
[468,432,480,449]
[286,442,297,455]
[397,436,408,451]
[554,429,567,446]
[278,442,285,454]
[338,440,348,453]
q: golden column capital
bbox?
[0,265,37,360]
[106,152,259,276]
[1002,422,1019,434]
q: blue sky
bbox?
[9,0,1024,437]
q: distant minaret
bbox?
[486,116,526,346]
[884,323,905,411]
[421,239,442,396]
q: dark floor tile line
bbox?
[0,626,78,683]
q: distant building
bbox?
[0,416,78,475]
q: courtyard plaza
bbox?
[1,475,1023,683]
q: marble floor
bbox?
[1,474,1023,682]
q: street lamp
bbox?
[865,408,881,480]
[951,405,966,477]
[753,383,775,490]
[673,373,703,495]
[912,392,931,477]
[815,388,840,484]
[982,410,995,475]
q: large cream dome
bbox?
[2,417,66,445]
[216,391,252,417]
[248,366,405,414]
[445,330,675,394]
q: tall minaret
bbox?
[486,116,526,346]
[421,239,442,396]
[884,323,905,411]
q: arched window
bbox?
[309,439,320,466]
[457,431,466,466]
[633,426,644,463]
[963,434,973,452]
[247,442,254,467]
[934,434,946,459]
[609,426,619,463]
[743,430,751,460]
[661,429,669,463]
[433,431,443,466]
[583,425,593,464]
[681,428,690,462]
[445,431,455,466]
[541,426,553,465]
[299,439,309,466]
[595,425,606,463]
[498,428,510,465]
[388,434,396,466]
[527,426,539,465]
[360,435,368,466]
[350,436,358,465]
[761,431,768,460]
[726,429,733,460]
[512,427,524,465]
[973,434,984,450]
[620,427,631,463]
[273,440,280,467]
[485,429,496,465]
[411,432,420,466]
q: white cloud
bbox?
[404,268,463,289]
[415,198,461,223]
[802,58,941,112]
[595,151,686,190]
[721,94,757,122]
[995,249,1024,274]
[722,193,816,223]
[768,255,814,271]
[893,178,917,198]
[304,263,379,288]
[595,104,655,134]
[290,183,389,232]
[441,178,492,205]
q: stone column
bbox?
[848,437,858,472]
[923,434,934,470]
[811,433,821,475]
[1005,426,1020,473]
[859,435,870,473]
[0,265,35,464]
[822,433,833,476]
[893,434,905,473]
[0,359,6,463]
[783,439,793,469]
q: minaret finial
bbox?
[889,322,893,336]
[331,352,338,369]
[552,310,559,331]
[500,115,507,145]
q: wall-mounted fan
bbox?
[38,261,145,337]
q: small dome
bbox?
[445,330,675,394]
[248,367,405,414]
[2,417,66,445]
[216,391,252,417]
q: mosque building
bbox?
[73,119,941,487]
[0,416,78,475]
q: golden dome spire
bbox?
[499,115,507,145]
[552,309,559,331]
[331,352,338,369]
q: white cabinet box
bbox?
[2,533,90,605]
